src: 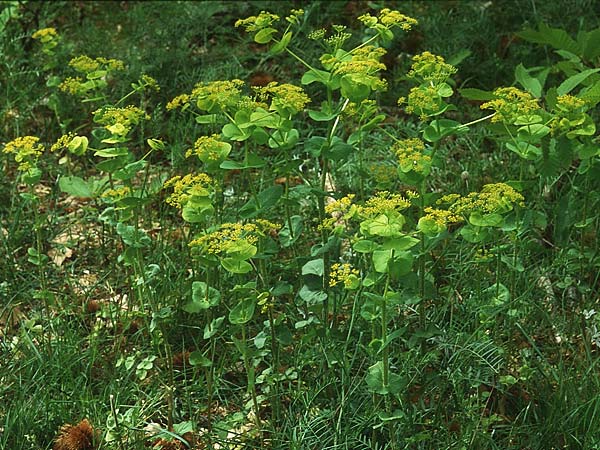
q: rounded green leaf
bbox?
[229,296,256,324]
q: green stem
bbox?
[381,269,391,391]
[242,324,262,429]
[268,308,281,423]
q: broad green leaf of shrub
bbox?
[279,215,303,248]
[187,281,221,312]
[59,176,93,197]
[189,351,212,367]
[366,361,405,395]
[229,296,256,324]
[468,211,504,227]
[353,239,377,253]
[68,136,88,155]
[116,223,151,248]
[269,31,292,55]
[557,68,600,96]
[380,235,420,252]
[372,249,393,273]
[204,316,225,339]
[221,258,253,274]
[302,258,324,277]
[360,214,404,238]
[254,27,277,44]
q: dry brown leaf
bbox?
[48,246,74,267]
[53,418,97,450]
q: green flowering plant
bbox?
[163,173,215,223]
[59,55,125,100]
[32,27,59,50]
[189,219,279,274]
[2,136,45,184]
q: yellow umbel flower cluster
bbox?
[253,82,310,115]
[358,8,418,31]
[308,28,327,41]
[438,183,525,216]
[58,77,86,95]
[191,79,246,113]
[324,194,356,216]
[235,11,280,32]
[50,133,75,153]
[166,94,190,111]
[93,105,149,136]
[322,194,356,230]
[392,138,431,174]
[358,191,410,217]
[286,9,304,25]
[481,87,540,124]
[407,51,457,84]
[101,186,131,203]
[50,133,88,155]
[368,163,397,186]
[189,220,279,254]
[550,94,589,135]
[421,206,463,227]
[399,85,444,120]
[338,46,387,74]
[68,55,125,73]
[140,74,160,92]
[186,135,229,162]
[32,27,58,42]
[323,25,352,49]
[3,136,45,171]
[321,45,388,92]
[329,263,360,289]
[163,173,214,209]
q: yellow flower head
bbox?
[140,74,160,92]
[481,87,540,124]
[358,191,410,217]
[393,138,431,174]
[32,27,60,52]
[50,133,76,153]
[3,136,45,171]
[185,134,231,166]
[400,85,445,120]
[438,183,524,217]
[286,9,304,25]
[50,133,88,156]
[420,206,463,227]
[323,25,352,49]
[166,94,190,111]
[101,186,131,203]
[322,194,356,231]
[189,220,279,254]
[68,55,124,74]
[59,77,86,95]
[253,82,310,115]
[191,79,246,113]
[93,105,150,136]
[358,9,418,31]
[550,94,589,135]
[308,28,327,41]
[329,263,360,289]
[32,27,58,41]
[407,51,457,84]
[235,11,280,32]
[163,173,214,209]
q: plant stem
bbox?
[242,323,262,429]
